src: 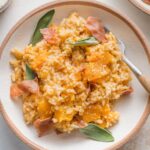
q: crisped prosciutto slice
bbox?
[86,16,107,42]
[18,80,39,94]
[122,87,133,95]
[143,0,150,5]
[10,84,24,100]
[10,80,39,100]
[55,129,63,135]
[40,27,60,45]
[34,118,52,137]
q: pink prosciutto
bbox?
[122,87,133,95]
[10,84,24,100]
[34,118,52,137]
[18,80,39,94]
[10,80,39,100]
[40,27,60,45]
[143,0,150,5]
[86,16,107,42]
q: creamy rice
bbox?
[10,12,132,133]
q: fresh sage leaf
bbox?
[30,9,55,45]
[25,64,36,80]
[80,123,114,142]
[72,37,99,46]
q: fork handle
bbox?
[138,75,150,94]
[123,56,150,94]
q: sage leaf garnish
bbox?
[25,64,36,80]
[80,123,114,142]
[30,9,55,45]
[72,37,99,46]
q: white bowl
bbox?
[0,0,11,13]
[0,0,150,150]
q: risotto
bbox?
[10,12,132,137]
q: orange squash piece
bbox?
[54,109,76,122]
[84,62,110,82]
[83,104,101,122]
[37,99,52,119]
[87,52,113,64]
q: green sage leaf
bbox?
[30,9,55,45]
[25,64,36,80]
[80,123,114,142]
[72,37,99,46]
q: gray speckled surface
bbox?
[0,0,150,150]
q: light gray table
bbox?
[0,0,150,150]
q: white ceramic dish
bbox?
[129,0,150,15]
[0,0,11,13]
[0,0,150,150]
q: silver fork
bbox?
[118,39,150,94]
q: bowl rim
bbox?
[0,0,150,150]
[129,0,150,15]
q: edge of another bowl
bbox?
[129,0,150,15]
[0,0,150,150]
